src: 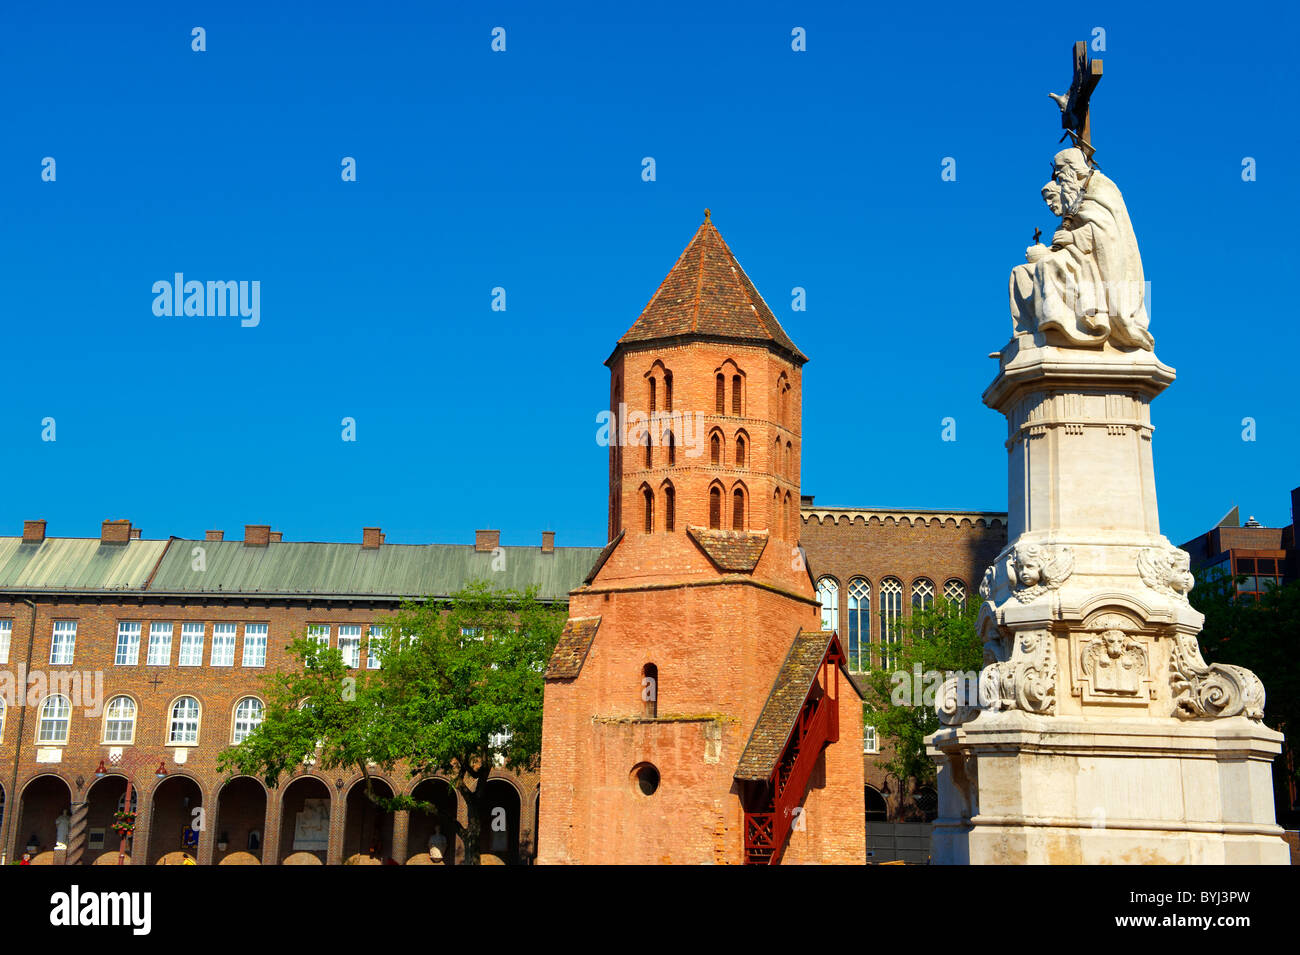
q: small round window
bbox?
[631,762,660,796]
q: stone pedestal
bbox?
[927,332,1289,864]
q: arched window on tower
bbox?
[643,431,652,469]
[848,578,871,672]
[734,433,746,468]
[773,435,782,476]
[642,486,654,533]
[709,486,722,529]
[732,374,742,415]
[773,489,782,537]
[785,492,795,542]
[666,431,676,466]
[648,376,656,413]
[785,440,793,477]
[816,577,839,632]
[663,483,675,531]
[710,432,722,466]
[732,487,745,530]
[715,374,726,414]
[778,375,790,426]
[642,663,658,718]
[664,371,673,412]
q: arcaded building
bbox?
[539,213,866,865]
[0,521,599,865]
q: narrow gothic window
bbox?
[943,578,967,611]
[715,374,725,414]
[667,431,676,466]
[773,489,782,536]
[732,375,742,415]
[642,663,658,718]
[785,492,795,542]
[649,377,656,413]
[710,433,721,465]
[643,487,654,533]
[735,434,746,467]
[643,432,652,469]
[879,578,903,669]
[816,577,839,631]
[664,484,675,531]
[732,488,745,530]
[848,578,871,672]
[785,441,792,477]
[773,436,782,476]
[709,487,722,529]
[664,371,673,412]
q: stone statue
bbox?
[54,810,71,849]
[1009,147,1154,350]
[427,823,448,863]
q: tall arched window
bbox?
[103,695,136,744]
[848,578,871,672]
[773,489,782,537]
[731,374,742,415]
[879,578,903,669]
[710,432,722,465]
[642,485,655,533]
[944,578,967,611]
[169,696,201,744]
[642,663,658,718]
[664,371,673,412]
[816,577,839,631]
[232,697,265,744]
[709,486,722,529]
[667,431,676,466]
[785,440,793,477]
[785,492,795,542]
[37,694,70,744]
[648,376,656,413]
[773,436,782,476]
[912,577,936,639]
[732,487,745,530]
[734,433,746,467]
[663,483,676,532]
[643,431,652,469]
[715,374,725,414]
[778,376,790,426]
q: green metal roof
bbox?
[146,540,601,602]
[0,538,168,592]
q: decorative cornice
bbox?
[800,507,1007,530]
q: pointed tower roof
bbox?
[612,212,808,365]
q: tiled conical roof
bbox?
[615,213,807,363]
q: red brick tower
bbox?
[539,213,865,864]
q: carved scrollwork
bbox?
[979,564,996,601]
[1006,543,1075,603]
[1136,545,1195,602]
[982,629,1058,715]
[1170,632,1265,721]
[936,674,981,726]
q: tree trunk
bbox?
[460,786,481,866]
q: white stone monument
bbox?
[926,43,1289,865]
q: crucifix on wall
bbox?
[1049,40,1102,163]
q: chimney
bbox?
[130,528,142,540]
[269,531,282,543]
[475,529,500,552]
[101,519,132,544]
[800,495,815,507]
[23,520,46,543]
[244,524,271,547]
[363,527,382,549]
[541,531,555,553]
[205,530,225,542]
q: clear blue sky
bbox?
[2,1,1296,549]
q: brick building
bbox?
[0,521,599,865]
[539,213,866,864]
[798,500,1008,821]
[1179,487,1298,594]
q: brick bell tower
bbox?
[539,212,865,865]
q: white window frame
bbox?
[367,626,387,669]
[943,578,967,611]
[179,622,205,667]
[37,694,71,744]
[879,578,903,670]
[103,695,137,744]
[0,618,12,665]
[232,697,264,744]
[307,624,330,649]
[168,696,201,745]
[338,625,362,668]
[863,724,879,754]
[816,577,839,632]
[211,622,237,667]
[147,622,174,666]
[50,620,77,665]
[847,577,871,672]
[242,623,268,667]
[115,621,142,666]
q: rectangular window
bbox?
[367,626,387,669]
[114,621,142,666]
[50,621,77,665]
[179,622,205,667]
[0,619,11,665]
[147,622,174,665]
[863,725,879,754]
[243,623,268,667]
[211,623,237,666]
[338,625,361,668]
[308,624,330,649]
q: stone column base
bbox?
[928,710,1290,865]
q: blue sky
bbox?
[2,1,1296,548]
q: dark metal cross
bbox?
[1050,40,1103,162]
[147,673,164,690]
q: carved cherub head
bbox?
[1013,545,1045,587]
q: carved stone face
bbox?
[1015,548,1043,587]
[1102,630,1127,658]
[1040,181,1064,217]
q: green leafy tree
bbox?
[218,581,566,864]
[860,598,983,818]
[1191,570,1300,821]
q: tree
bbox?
[860,598,983,818]
[1191,569,1300,824]
[217,581,566,864]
